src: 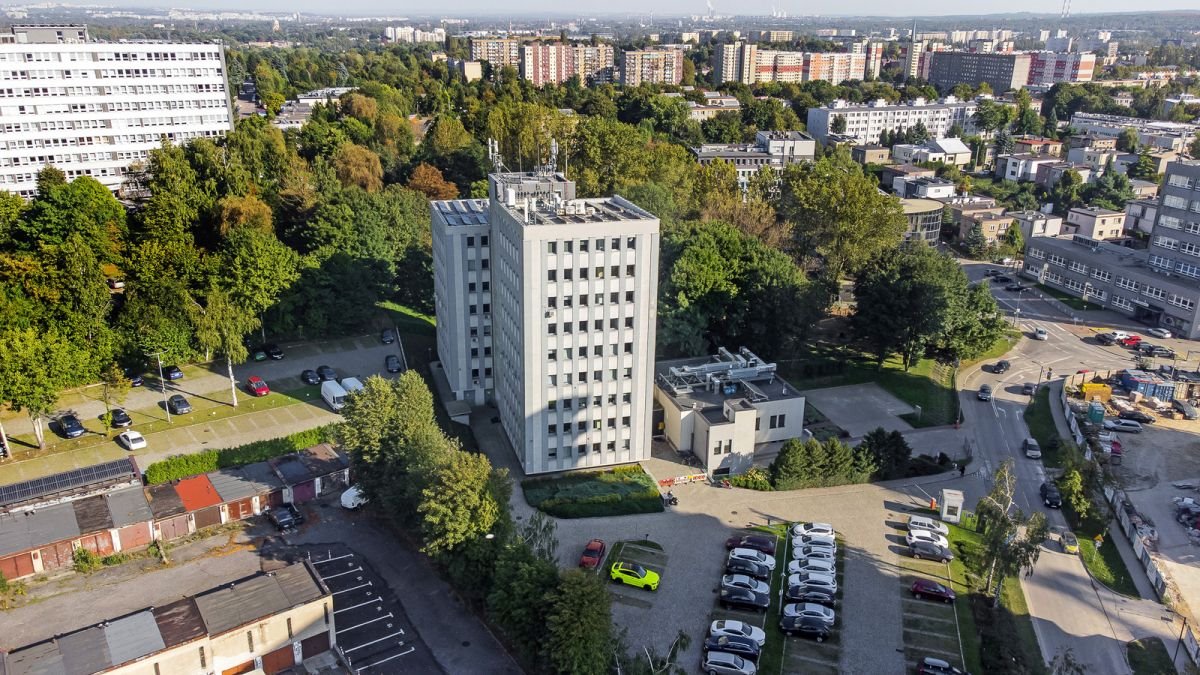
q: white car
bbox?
[709,619,766,647]
[787,558,835,575]
[116,430,146,450]
[1103,419,1144,434]
[781,602,836,626]
[791,522,835,538]
[794,533,837,548]
[787,571,838,593]
[729,547,776,571]
[1034,327,1049,341]
[721,574,770,595]
[907,516,950,538]
[1148,327,1173,339]
[340,485,367,509]
[791,546,835,562]
[906,529,950,549]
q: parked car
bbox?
[906,530,950,549]
[1118,410,1155,424]
[249,344,267,361]
[778,615,832,642]
[1061,531,1079,554]
[911,579,956,603]
[793,533,837,550]
[1103,419,1144,433]
[267,504,304,530]
[984,269,999,277]
[729,547,777,571]
[993,275,1012,283]
[125,368,144,387]
[1041,482,1063,508]
[609,561,659,590]
[117,430,147,451]
[164,365,184,380]
[992,360,1011,374]
[725,535,777,556]
[784,584,837,607]
[907,516,949,537]
[790,522,835,538]
[1033,327,1048,340]
[57,414,85,439]
[787,558,835,576]
[1023,437,1042,459]
[791,546,834,562]
[316,365,337,381]
[108,408,133,428]
[780,602,835,627]
[1118,335,1143,348]
[1152,346,1178,359]
[1096,333,1117,345]
[719,587,769,613]
[909,541,954,563]
[1174,399,1199,420]
[167,394,192,414]
[578,538,606,569]
[917,656,969,675]
[709,620,766,647]
[977,384,992,401]
[339,485,367,510]
[380,328,396,344]
[721,574,770,595]
[700,650,757,675]
[702,634,761,662]
[262,343,284,360]
[300,369,321,385]
[1006,284,1028,292]
[726,558,771,580]
[246,376,270,397]
[1148,327,1173,339]
[1022,382,1037,395]
[786,572,837,594]
[385,354,403,373]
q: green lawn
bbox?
[521,465,664,518]
[755,523,789,675]
[1127,637,1175,675]
[1079,534,1140,598]
[1036,283,1103,312]
[1023,387,1081,469]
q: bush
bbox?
[906,454,944,478]
[729,468,774,491]
[522,466,665,518]
[73,547,102,573]
[144,424,338,484]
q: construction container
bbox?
[1081,383,1112,402]
[1087,402,1105,424]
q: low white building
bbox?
[995,153,1062,182]
[654,347,806,476]
[891,137,973,167]
[1065,206,1126,241]
[1010,210,1064,239]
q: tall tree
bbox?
[98,362,131,432]
[858,427,912,480]
[544,570,614,675]
[191,288,260,407]
[332,143,383,192]
[976,460,1050,600]
[0,329,87,449]
[418,450,505,554]
[1116,126,1140,153]
[407,163,459,200]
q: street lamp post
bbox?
[147,350,171,424]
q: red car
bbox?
[579,539,606,569]
[246,376,270,397]
[724,534,777,556]
[1117,336,1142,348]
[911,578,956,603]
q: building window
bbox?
[596,238,605,251]
[548,424,557,434]
[627,237,637,249]
[547,270,557,282]
[199,648,206,669]
[755,417,760,431]
[547,242,557,254]
[580,239,589,252]
[287,617,293,639]
[564,241,573,253]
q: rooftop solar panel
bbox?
[0,459,136,508]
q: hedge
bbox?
[143,424,339,485]
[521,465,664,518]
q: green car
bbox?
[609,561,660,591]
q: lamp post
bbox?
[147,350,171,423]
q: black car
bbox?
[58,414,85,438]
[725,558,771,581]
[1119,410,1156,424]
[1150,346,1176,359]
[909,540,954,563]
[1022,382,1037,395]
[1006,284,1028,292]
[984,269,999,277]
[263,343,284,360]
[1041,482,1063,508]
[300,369,320,385]
[1096,333,1116,345]
[993,275,1012,283]
[992,360,1011,374]
[267,504,305,530]
[917,656,969,675]
[316,365,337,381]
[784,584,836,607]
[718,587,770,613]
[125,367,144,387]
[385,354,403,373]
[702,634,761,661]
[109,408,133,428]
[164,365,184,380]
[381,328,396,344]
[724,534,777,556]
[167,394,192,415]
[779,615,832,642]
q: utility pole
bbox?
[147,350,172,423]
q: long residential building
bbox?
[520,43,615,86]
[712,42,873,85]
[927,51,1032,92]
[1068,112,1199,154]
[1023,161,1200,338]
[1027,51,1095,85]
[691,130,816,189]
[621,48,685,85]
[806,96,979,146]
[469,37,521,68]
[0,23,232,198]
[432,171,661,475]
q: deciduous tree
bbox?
[332,143,383,192]
[407,163,459,200]
[418,450,504,555]
[191,288,260,407]
[544,569,614,675]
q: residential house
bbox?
[1013,136,1063,156]
[891,137,973,167]
[1065,206,1127,240]
[851,144,891,165]
[995,153,1062,182]
[1011,210,1064,239]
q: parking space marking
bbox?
[323,566,364,580]
[311,552,355,565]
[344,630,407,653]
[359,646,416,671]
[339,613,395,635]
[335,596,384,614]
[333,581,373,595]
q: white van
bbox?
[340,485,367,509]
[340,377,365,395]
[321,380,348,411]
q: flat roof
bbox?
[655,353,803,414]
[432,199,490,227]
[143,483,186,519]
[104,487,153,527]
[501,195,656,227]
[206,465,278,502]
[1031,236,1200,296]
[902,198,945,214]
[174,475,223,512]
[0,503,80,557]
[193,562,327,635]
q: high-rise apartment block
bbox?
[713,42,869,86]
[469,37,521,69]
[432,171,661,475]
[621,49,685,85]
[927,52,1032,92]
[1027,51,1095,84]
[806,97,979,145]
[520,43,615,86]
[0,24,231,198]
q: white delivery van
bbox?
[340,377,365,395]
[321,380,348,411]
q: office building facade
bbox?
[0,24,231,198]
[621,49,684,85]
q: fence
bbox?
[1058,382,1086,448]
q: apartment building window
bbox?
[1150,255,1172,270]
[580,239,589,252]
[564,241,573,253]
[548,448,558,458]
[624,317,634,328]
[579,294,588,306]
[1155,236,1179,250]
[563,269,573,280]
[623,393,632,403]
[1186,222,1200,235]
[625,291,634,302]
[1183,242,1200,258]
[626,264,635,276]
[481,236,489,246]
[467,236,474,246]
[548,374,557,386]
[549,399,557,410]
[547,270,557,282]
[578,397,588,408]
[578,371,587,383]
[577,421,586,431]
[627,237,637,249]
[247,631,254,652]
[547,242,557,254]
[1115,276,1139,291]
[1165,195,1189,210]
[610,265,619,277]
[1169,294,1196,311]
[578,445,587,455]
[595,238,605,251]
[1160,215,1181,229]
[1178,262,1200,279]
[1048,254,1066,266]
[1144,286,1166,300]
[548,324,557,335]
[595,293,605,305]
[1091,270,1111,282]
[1068,261,1088,274]
[1168,174,1194,189]
[547,296,557,308]
[563,296,573,307]
[1027,248,1045,259]
[548,424,557,435]
[612,237,621,250]
[1112,295,1133,310]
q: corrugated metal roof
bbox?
[174,475,222,511]
[152,598,206,648]
[56,625,111,675]
[143,483,186,519]
[270,444,346,486]
[71,495,113,533]
[104,611,165,666]
[0,503,81,557]
[3,640,62,675]
[269,454,311,485]
[194,562,326,635]
[104,487,153,527]
[207,465,278,502]
[237,461,285,493]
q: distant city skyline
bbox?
[26,0,1200,18]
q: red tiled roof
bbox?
[174,475,223,511]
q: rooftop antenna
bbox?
[487,138,506,173]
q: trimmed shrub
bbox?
[144,424,338,484]
[729,468,773,491]
[522,466,665,518]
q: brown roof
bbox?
[143,483,186,519]
[174,475,222,512]
[71,495,114,533]
[151,598,207,648]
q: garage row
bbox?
[0,444,349,581]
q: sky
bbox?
[87,0,1200,17]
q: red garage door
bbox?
[157,515,191,541]
[78,531,114,556]
[194,505,222,530]
[0,552,35,580]
[227,498,253,521]
[40,541,74,571]
[266,490,284,509]
[291,481,316,504]
[116,522,153,551]
[261,645,295,674]
[301,631,330,659]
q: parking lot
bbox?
[886,514,967,672]
[777,528,843,675]
[606,540,669,609]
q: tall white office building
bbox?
[0,24,232,198]
[431,171,661,475]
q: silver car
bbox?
[721,574,770,595]
[701,651,757,675]
[781,602,836,626]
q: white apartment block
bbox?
[713,42,869,86]
[806,96,979,146]
[469,37,521,69]
[0,24,232,198]
[433,171,661,475]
